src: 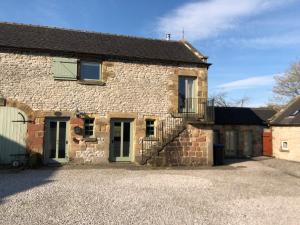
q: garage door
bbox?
[0,107,27,164]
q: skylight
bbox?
[290,109,300,117]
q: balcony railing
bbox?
[173,98,214,122]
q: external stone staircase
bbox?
[140,116,189,166]
[140,98,215,166]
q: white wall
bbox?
[272,126,300,162]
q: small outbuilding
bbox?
[214,107,276,158]
[270,96,300,162]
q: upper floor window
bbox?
[84,118,95,137]
[178,76,197,113]
[80,61,101,80]
[146,120,155,137]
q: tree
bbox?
[211,92,229,107]
[272,61,300,103]
[210,92,250,107]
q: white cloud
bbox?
[215,33,300,48]
[157,0,292,41]
[216,74,280,91]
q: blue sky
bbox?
[1,0,300,106]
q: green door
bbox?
[110,120,133,162]
[0,107,27,164]
[44,118,69,164]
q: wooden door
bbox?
[225,130,238,157]
[263,132,272,156]
[244,131,253,157]
[0,107,27,164]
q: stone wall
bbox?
[0,49,210,164]
[214,125,264,157]
[163,124,213,166]
[272,126,300,162]
[0,49,207,116]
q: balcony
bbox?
[171,98,214,123]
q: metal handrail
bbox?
[141,98,214,164]
[141,116,186,163]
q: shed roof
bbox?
[214,107,277,125]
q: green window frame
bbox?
[146,120,155,137]
[84,118,95,137]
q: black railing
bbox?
[175,98,214,122]
[141,117,186,163]
[140,98,214,164]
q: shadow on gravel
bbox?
[0,135,58,204]
[0,168,56,204]
[256,157,300,178]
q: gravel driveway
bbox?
[1,159,300,225]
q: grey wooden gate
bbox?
[0,107,27,164]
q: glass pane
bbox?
[186,78,194,98]
[80,62,100,80]
[178,77,186,112]
[49,122,57,158]
[58,122,66,158]
[84,118,94,137]
[113,122,121,157]
[123,122,130,157]
[146,120,155,137]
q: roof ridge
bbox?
[0,21,181,44]
[270,95,300,123]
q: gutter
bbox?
[0,45,209,67]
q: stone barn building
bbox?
[0,22,214,166]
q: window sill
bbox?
[143,137,159,141]
[83,137,98,142]
[77,80,106,86]
[280,149,289,152]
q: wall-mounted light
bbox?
[75,108,84,118]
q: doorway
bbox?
[44,118,69,164]
[110,119,133,162]
[243,131,253,157]
[0,107,27,164]
[178,76,197,113]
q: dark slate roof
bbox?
[214,107,277,125]
[0,22,208,65]
[270,96,300,126]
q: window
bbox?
[84,118,95,137]
[281,141,289,151]
[178,76,197,113]
[290,109,300,117]
[80,61,101,80]
[146,120,155,137]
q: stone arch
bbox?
[5,98,36,121]
[4,99,44,155]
